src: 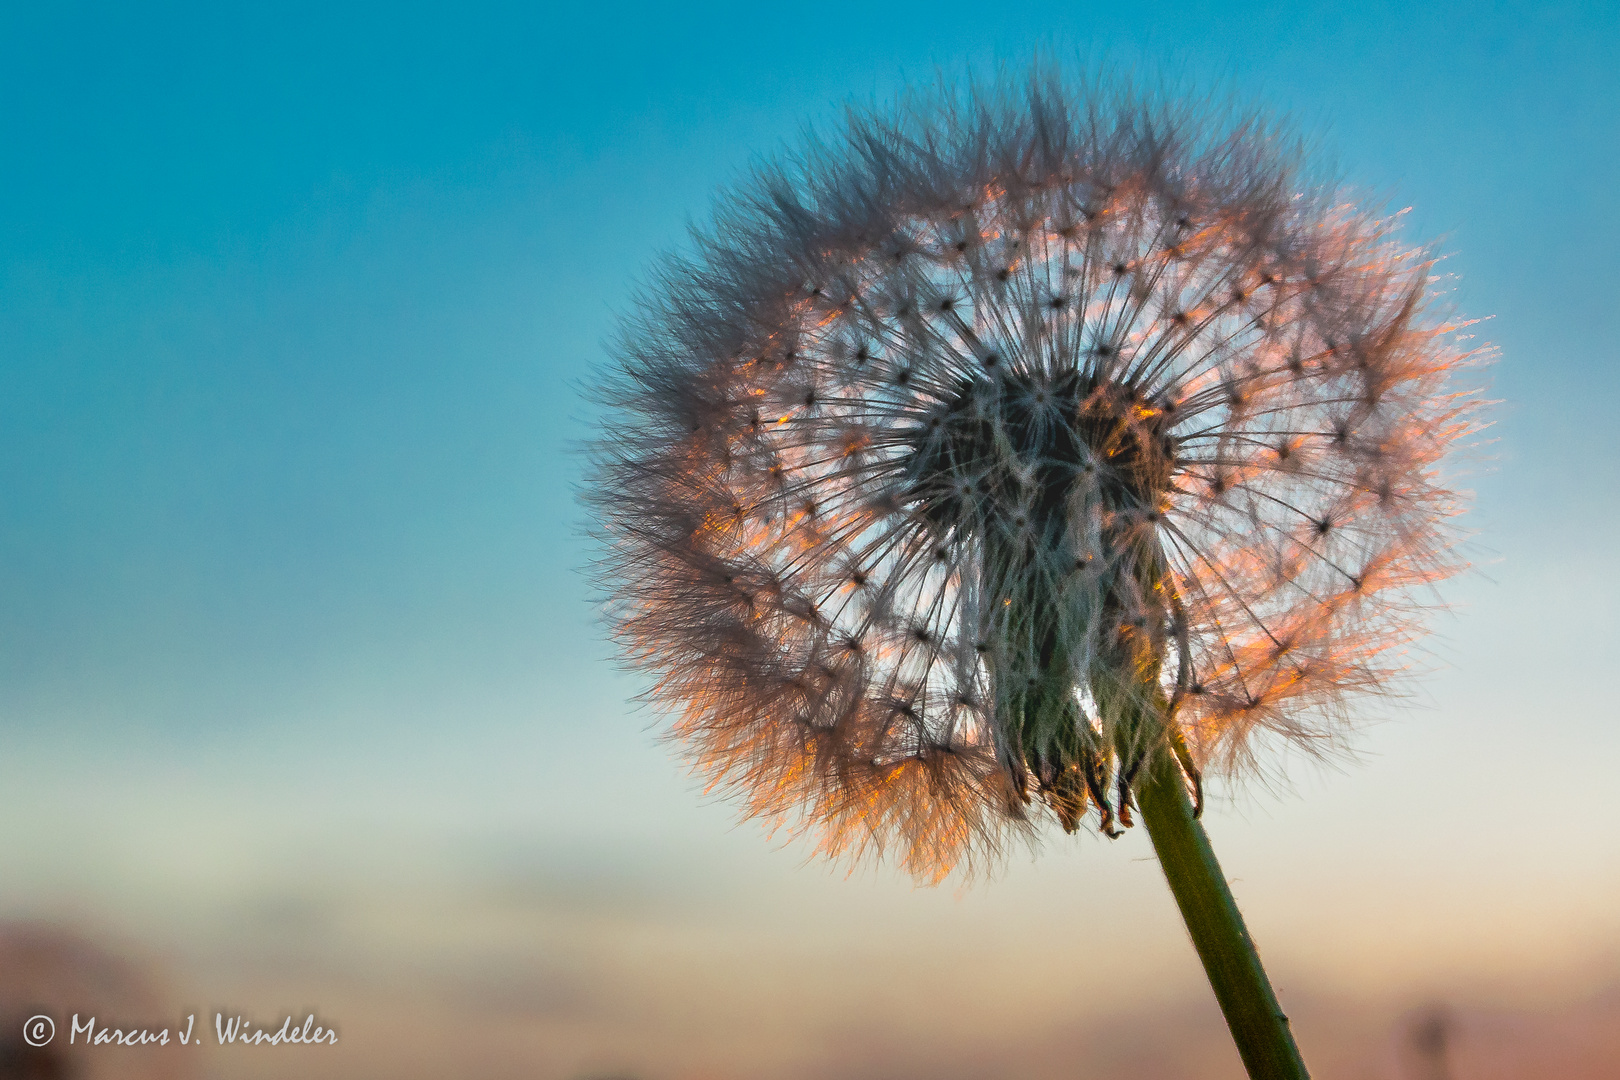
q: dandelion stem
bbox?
[1136,752,1311,1080]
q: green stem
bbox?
[1135,753,1311,1080]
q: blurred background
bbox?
[1,1,1616,1077]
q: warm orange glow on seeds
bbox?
[589,79,1484,881]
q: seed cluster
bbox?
[589,81,1481,880]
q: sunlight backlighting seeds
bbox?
[587,76,1483,884]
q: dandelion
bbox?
[587,74,1482,1079]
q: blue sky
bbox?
[2,0,1614,749]
[2,2,1617,1076]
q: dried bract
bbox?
[587,77,1482,881]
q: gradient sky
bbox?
[2,2,1617,1078]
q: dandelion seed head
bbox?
[587,74,1486,881]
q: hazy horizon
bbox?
[2,1,1617,1077]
